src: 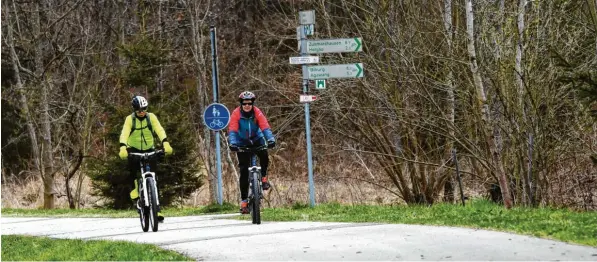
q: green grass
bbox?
[1,235,193,261]
[240,199,597,247]
[1,202,238,218]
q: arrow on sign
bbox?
[353,38,362,52]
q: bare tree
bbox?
[465,0,512,208]
[442,0,456,203]
[3,0,41,177]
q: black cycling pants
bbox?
[237,149,269,200]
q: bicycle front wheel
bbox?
[147,178,159,232]
[251,172,261,225]
[138,180,149,232]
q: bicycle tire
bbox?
[147,178,159,232]
[251,172,261,224]
[138,181,150,232]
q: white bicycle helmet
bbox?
[238,91,256,103]
[132,96,148,111]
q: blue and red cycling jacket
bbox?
[228,106,275,147]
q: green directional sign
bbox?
[307,63,364,80]
[306,38,363,54]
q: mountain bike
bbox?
[129,150,164,232]
[238,145,268,225]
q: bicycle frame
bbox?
[239,145,266,197]
[238,145,267,224]
[128,149,163,232]
[129,151,161,208]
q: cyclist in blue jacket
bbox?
[228,91,275,214]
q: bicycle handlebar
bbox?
[237,145,268,153]
[129,150,165,160]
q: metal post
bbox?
[453,149,465,206]
[210,26,223,205]
[300,24,316,207]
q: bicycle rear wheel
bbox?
[250,172,261,224]
[147,178,159,232]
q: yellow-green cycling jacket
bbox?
[119,113,167,151]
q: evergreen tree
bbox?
[87,36,203,209]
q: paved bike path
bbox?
[2,214,596,261]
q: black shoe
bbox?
[157,212,164,223]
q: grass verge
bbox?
[1,235,193,261]
[238,199,597,247]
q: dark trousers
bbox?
[126,148,157,198]
[237,149,269,200]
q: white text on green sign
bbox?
[306,38,363,54]
[307,64,364,80]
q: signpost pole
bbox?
[210,26,223,205]
[299,16,316,208]
[295,10,363,207]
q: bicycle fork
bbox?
[249,166,262,198]
[141,172,160,207]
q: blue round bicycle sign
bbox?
[203,103,231,131]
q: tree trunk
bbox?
[516,0,534,207]
[442,0,456,203]
[465,0,512,209]
[32,2,56,209]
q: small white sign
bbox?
[289,56,320,65]
[299,10,315,25]
[300,95,317,103]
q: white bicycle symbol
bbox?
[209,119,225,128]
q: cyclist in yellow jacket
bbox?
[119,95,173,222]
